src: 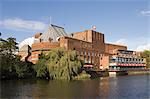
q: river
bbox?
[0,74,149,99]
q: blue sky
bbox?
[0,0,150,51]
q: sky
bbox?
[0,0,150,51]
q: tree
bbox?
[0,34,34,79]
[0,36,18,79]
[0,37,18,54]
[47,48,82,80]
[33,53,49,78]
[141,50,150,68]
[34,48,83,80]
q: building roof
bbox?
[40,24,68,42]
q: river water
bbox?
[0,75,150,99]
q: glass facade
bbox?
[109,57,146,71]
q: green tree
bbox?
[141,50,150,68]
[0,37,18,54]
[0,34,34,79]
[34,48,83,80]
[47,48,82,80]
[0,36,18,79]
[33,53,49,78]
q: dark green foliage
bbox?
[14,61,35,78]
[0,35,34,80]
[33,53,48,78]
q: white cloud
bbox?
[140,10,150,16]
[0,18,47,31]
[115,38,127,46]
[19,37,35,49]
[135,43,150,51]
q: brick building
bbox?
[18,24,146,70]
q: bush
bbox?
[73,71,91,80]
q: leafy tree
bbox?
[14,59,34,78]
[141,50,150,68]
[47,48,82,80]
[0,34,34,79]
[0,37,18,54]
[33,53,49,78]
[0,36,18,79]
[34,48,83,80]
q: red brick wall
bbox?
[100,54,109,69]
[59,30,105,67]
[31,42,60,64]
[31,51,41,64]
[105,43,127,54]
[32,42,60,51]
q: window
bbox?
[126,58,128,62]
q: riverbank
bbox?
[89,69,150,78]
[127,70,150,75]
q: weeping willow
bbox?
[35,48,82,80]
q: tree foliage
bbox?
[34,48,83,80]
[0,35,34,79]
[141,50,150,68]
[0,34,87,80]
[33,53,48,78]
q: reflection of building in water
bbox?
[18,24,146,70]
[82,80,100,98]
[99,78,110,98]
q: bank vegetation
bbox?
[0,35,90,80]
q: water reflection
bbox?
[31,80,101,98]
[1,75,149,99]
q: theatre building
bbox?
[18,24,146,70]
